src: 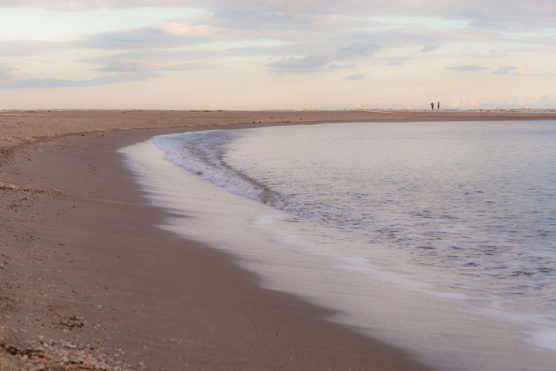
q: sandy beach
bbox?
[2,110,556,370]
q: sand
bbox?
[3,109,556,152]
[1,110,556,370]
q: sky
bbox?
[1,1,556,110]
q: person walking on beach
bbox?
[430,102,434,110]
[437,101,440,110]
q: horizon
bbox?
[1,1,556,110]
[4,108,556,114]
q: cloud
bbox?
[343,73,365,81]
[0,70,159,89]
[420,45,439,52]
[445,65,489,72]
[83,52,214,72]
[449,96,483,107]
[492,65,539,75]
[267,53,336,75]
[387,60,403,66]
[3,0,556,28]
[159,23,219,37]
[83,22,222,49]
[2,1,555,29]
[0,3,537,69]
[209,8,358,39]
[0,0,160,10]
[0,41,72,57]
[96,61,212,72]
[0,67,21,85]
[267,42,379,75]
[2,0,554,99]
[449,94,556,109]
[340,43,380,56]
[340,26,501,54]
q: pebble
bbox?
[1,335,134,370]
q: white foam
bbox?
[153,132,284,207]
[526,330,556,352]
[469,306,556,352]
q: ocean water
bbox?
[121,121,556,370]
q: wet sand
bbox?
[2,110,556,369]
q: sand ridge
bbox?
[2,109,556,153]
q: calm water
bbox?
[119,120,556,369]
[154,121,556,314]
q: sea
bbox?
[120,120,556,370]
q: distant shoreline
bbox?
[2,109,556,155]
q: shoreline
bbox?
[3,109,556,155]
[2,110,556,369]
[0,126,430,369]
[123,124,556,370]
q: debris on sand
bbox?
[0,182,64,196]
[0,334,137,371]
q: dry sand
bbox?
[1,110,556,370]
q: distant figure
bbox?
[437,101,440,110]
[430,102,434,110]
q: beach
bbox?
[2,110,556,370]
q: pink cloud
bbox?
[492,65,539,76]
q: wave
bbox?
[153,131,285,209]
